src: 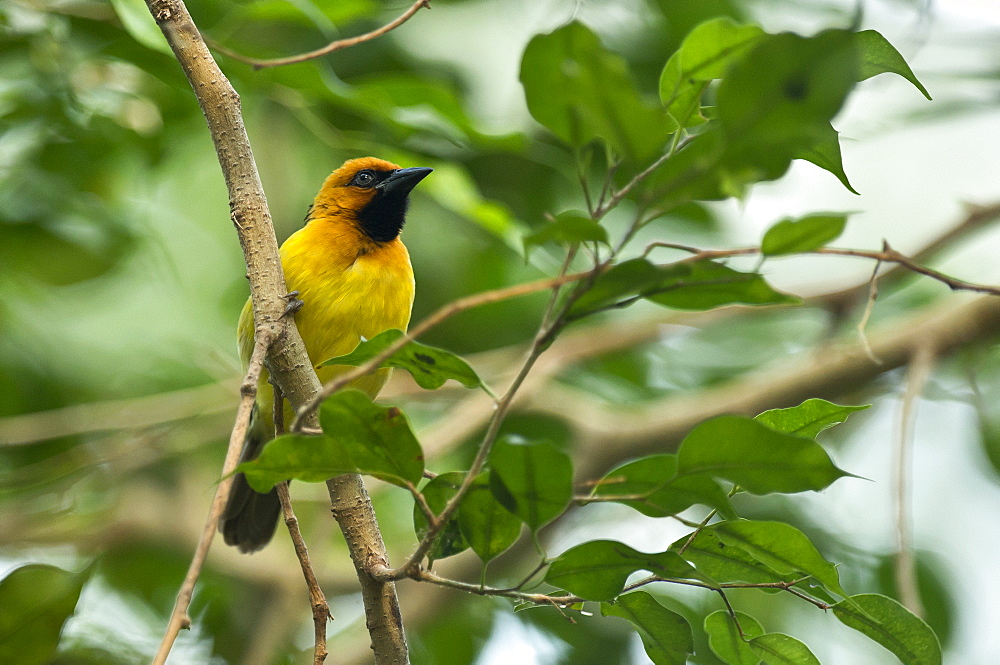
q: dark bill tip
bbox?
[377,167,433,195]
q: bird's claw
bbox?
[282,291,304,317]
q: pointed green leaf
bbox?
[833,593,942,665]
[718,29,860,181]
[671,530,796,587]
[854,30,931,100]
[319,391,424,485]
[659,18,765,129]
[704,610,765,665]
[569,259,688,317]
[524,211,609,254]
[601,592,694,665]
[761,214,849,256]
[756,399,870,438]
[591,454,736,519]
[414,471,470,563]
[645,260,798,310]
[320,329,484,392]
[677,415,852,494]
[520,22,671,163]
[236,433,354,492]
[0,564,86,665]
[237,391,424,491]
[748,633,820,665]
[545,540,709,601]
[458,473,522,563]
[570,259,795,318]
[710,520,849,599]
[489,437,573,530]
[795,123,859,194]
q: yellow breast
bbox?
[238,219,415,423]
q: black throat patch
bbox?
[358,186,411,243]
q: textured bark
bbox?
[145,1,408,662]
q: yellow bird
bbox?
[221,157,432,552]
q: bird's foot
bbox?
[282,290,304,317]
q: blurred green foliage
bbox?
[2,0,998,663]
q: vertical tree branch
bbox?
[144,1,408,663]
[894,343,935,618]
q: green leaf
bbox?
[545,540,708,601]
[645,260,798,310]
[524,211,609,253]
[590,454,736,519]
[677,415,852,494]
[854,30,931,100]
[671,530,796,587]
[718,29,860,183]
[414,472,470,563]
[833,593,942,665]
[710,520,849,599]
[747,633,820,665]
[704,610,765,665]
[489,437,573,530]
[236,432,354,492]
[520,22,671,163]
[756,399,870,438]
[458,473,522,563]
[0,564,86,665]
[320,329,485,392]
[237,391,424,491]
[761,214,849,256]
[601,592,694,665]
[319,392,424,486]
[570,259,795,318]
[659,18,766,128]
[795,123,859,194]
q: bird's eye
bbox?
[352,170,376,188]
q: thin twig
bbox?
[593,151,674,219]
[894,343,936,619]
[857,254,883,364]
[153,333,272,665]
[276,482,332,665]
[641,243,1000,296]
[211,0,431,70]
[272,385,331,665]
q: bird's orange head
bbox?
[310,157,433,243]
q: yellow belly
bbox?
[237,224,415,428]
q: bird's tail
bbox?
[220,406,281,553]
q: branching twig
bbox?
[642,243,1000,296]
[857,255,883,364]
[211,0,431,70]
[153,334,272,665]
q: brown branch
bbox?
[277,483,331,665]
[273,385,331,665]
[211,0,431,70]
[144,1,408,663]
[153,333,272,665]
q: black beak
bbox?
[377,167,433,196]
